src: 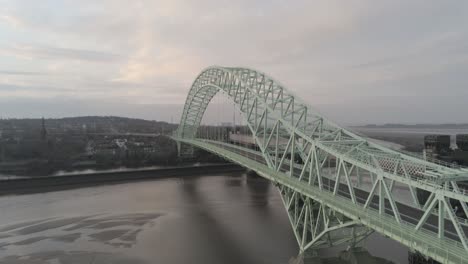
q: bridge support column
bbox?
[176,141,181,157]
[278,185,373,253]
[176,141,194,160]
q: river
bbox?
[0,171,409,264]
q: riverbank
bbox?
[0,163,244,196]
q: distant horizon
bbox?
[1,97,468,127]
[1,114,468,128]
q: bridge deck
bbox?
[177,138,468,264]
[174,66,468,264]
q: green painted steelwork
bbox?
[174,66,468,263]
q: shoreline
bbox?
[0,163,244,196]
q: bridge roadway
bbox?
[174,66,468,263]
[204,140,468,244]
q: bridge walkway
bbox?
[177,137,468,264]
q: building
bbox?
[424,134,468,166]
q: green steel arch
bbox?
[174,66,468,263]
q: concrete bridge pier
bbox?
[288,251,323,264]
[289,248,395,264]
[176,141,194,160]
[337,247,393,264]
[408,251,440,264]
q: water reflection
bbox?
[178,174,258,264]
[0,172,403,264]
[288,247,395,264]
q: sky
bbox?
[0,0,467,125]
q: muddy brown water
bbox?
[0,172,407,264]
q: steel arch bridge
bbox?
[172,66,468,263]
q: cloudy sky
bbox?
[0,0,467,125]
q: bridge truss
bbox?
[174,66,468,263]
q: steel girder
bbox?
[278,184,372,251]
[175,66,468,263]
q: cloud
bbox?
[0,14,23,27]
[0,97,184,121]
[0,82,73,99]
[0,44,122,62]
[0,0,467,123]
[0,70,44,75]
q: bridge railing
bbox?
[398,148,467,169]
[182,138,468,263]
[361,210,466,264]
[202,139,468,231]
[280,158,468,264]
[349,129,467,169]
[283,163,468,264]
